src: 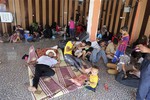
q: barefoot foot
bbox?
[28,86,37,92]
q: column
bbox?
[87,0,101,41]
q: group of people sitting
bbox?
[0,19,87,43]
[27,25,130,93]
[26,23,150,99]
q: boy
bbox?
[106,38,118,60]
[82,41,93,60]
[74,40,87,57]
[85,66,99,92]
[64,40,86,73]
[112,26,129,63]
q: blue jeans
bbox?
[64,54,83,69]
[90,49,108,64]
[69,29,75,38]
[136,59,150,100]
[112,50,124,63]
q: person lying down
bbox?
[28,50,60,92]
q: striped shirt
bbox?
[118,35,129,52]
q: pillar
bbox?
[87,0,101,41]
[130,0,148,44]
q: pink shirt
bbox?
[69,20,75,29]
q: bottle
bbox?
[104,83,108,91]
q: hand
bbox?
[136,44,150,53]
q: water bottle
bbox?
[104,83,108,91]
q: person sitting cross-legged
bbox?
[106,38,118,60]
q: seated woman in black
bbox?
[42,25,53,38]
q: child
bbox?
[106,38,118,60]
[82,41,93,60]
[97,29,102,41]
[74,40,87,57]
[117,54,130,78]
[10,31,21,43]
[85,66,99,92]
[76,24,83,36]
[69,17,75,38]
[112,26,129,63]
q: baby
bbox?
[85,66,99,92]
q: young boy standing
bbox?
[112,26,129,63]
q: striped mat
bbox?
[28,64,82,100]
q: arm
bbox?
[66,46,73,52]
[56,53,61,64]
[136,44,150,53]
[82,50,87,60]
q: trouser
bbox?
[90,49,108,64]
[64,54,82,69]
[33,64,55,89]
[107,55,114,60]
[136,59,150,100]
[112,50,124,63]
[69,29,75,38]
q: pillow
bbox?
[36,48,58,58]
[27,46,38,63]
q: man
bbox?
[106,38,118,59]
[64,40,85,73]
[136,44,150,100]
[28,50,59,92]
[90,40,108,65]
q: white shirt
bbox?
[37,55,58,67]
[91,41,101,50]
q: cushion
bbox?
[107,69,118,75]
[107,63,117,69]
[36,48,58,59]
